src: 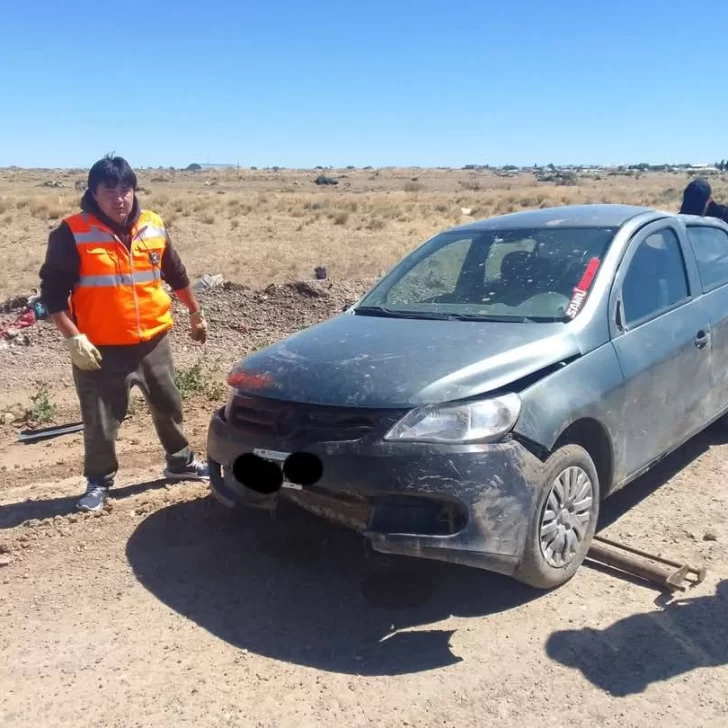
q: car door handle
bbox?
[695,330,711,348]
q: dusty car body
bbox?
[206,204,728,588]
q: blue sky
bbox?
[1,0,727,169]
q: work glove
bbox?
[189,310,208,344]
[65,334,102,371]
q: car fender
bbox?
[513,342,625,476]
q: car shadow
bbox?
[121,422,727,676]
[598,422,728,530]
[545,580,728,696]
[0,479,170,529]
[126,495,538,676]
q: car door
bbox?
[610,221,712,479]
[684,222,728,417]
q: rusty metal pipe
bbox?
[587,537,707,592]
[588,543,676,589]
[593,535,684,568]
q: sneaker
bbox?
[76,483,109,513]
[163,458,210,482]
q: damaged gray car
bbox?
[206,204,728,588]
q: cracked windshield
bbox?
[359,227,618,321]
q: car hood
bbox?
[228,313,582,408]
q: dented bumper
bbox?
[206,405,545,576]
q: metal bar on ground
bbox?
[17,422,84,443]
[587,535,707,593]
[593,534,683,568]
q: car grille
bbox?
[229,395,400,443]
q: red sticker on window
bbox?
[565,257,601,320]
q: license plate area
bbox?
[252,448,302,490]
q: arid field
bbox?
[3,165,725,297]
[1,166,727,728]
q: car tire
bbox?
[514,444,600,590]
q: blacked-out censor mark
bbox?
[283,452,323,487]
[233,453,283,494]
[233,452,324,494]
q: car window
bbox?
[359,226,618,321]
[386,237,473,305]
[621,228,689,327]
[687,226,728,291]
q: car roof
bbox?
[449,204,664,232]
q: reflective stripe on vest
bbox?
[135,224,166,241]
[72,224,167,246]
[73,229,117,244]
[77,269,162,288]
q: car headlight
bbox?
[384,393,522,444]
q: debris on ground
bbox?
[193,273,225,293]
[0,293,49,350]
[0,278,373,392]
[1,310,38,345]
[1,294,31,314]
[1,291,46,318]
[38,180,67,188]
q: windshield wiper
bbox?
[354,307,560,323]
[354,306,453,320]
[443,313,561,323]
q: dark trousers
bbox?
[72,332,193,485]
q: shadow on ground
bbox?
[126,495,538,676]
[546,580,728,696]
[547,424,728,695]
[0,479,169,529]
[597,423,728,530]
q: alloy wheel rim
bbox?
[539,466,594,568]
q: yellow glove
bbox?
[189,310,208,344]
[65,334,102,371]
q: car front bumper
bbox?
[206,405,545,576]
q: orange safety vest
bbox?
[65,209,174,346]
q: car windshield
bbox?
[356,226,618,322]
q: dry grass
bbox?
[0,166,725,297]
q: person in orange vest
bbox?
[39,155,210,512]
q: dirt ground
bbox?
[1,168,728,726]
[1,389,728,727]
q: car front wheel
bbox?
[514,444,600,590]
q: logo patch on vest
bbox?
[149,252,161,266]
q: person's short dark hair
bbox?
[679,177,712,215]
[88,154,137,193]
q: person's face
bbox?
[93,182,134,223]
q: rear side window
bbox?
[687,226,728,291]
[622,229,689,327]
